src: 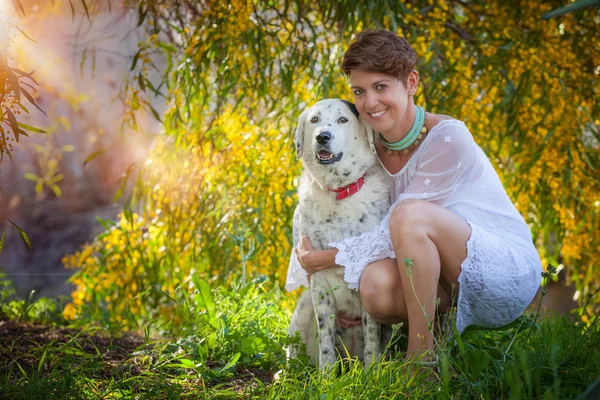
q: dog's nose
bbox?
[316,131,332,145]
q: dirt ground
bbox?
[0,320,273,392]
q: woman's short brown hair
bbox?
[341,30,417,85]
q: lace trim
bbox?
[456,220,480,334]
[329,216,396,290]
[456,220,542,333]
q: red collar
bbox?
[328,174,366,200]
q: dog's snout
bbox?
[316,131,332,145]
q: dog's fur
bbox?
[288,99,391,370]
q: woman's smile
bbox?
[368,109,388,118]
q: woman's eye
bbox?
[310,116,319,123]
[338,117,348,124]
[376,84,387,90]
[353,89,364,96]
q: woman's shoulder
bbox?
[426,112,455,129]
[426,113,467,132]
[423,113,472,145]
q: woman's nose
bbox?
[364,92,378,109]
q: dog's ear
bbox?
[294,109,307,158]
[359,116,377,154]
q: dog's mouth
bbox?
[316,150,343,165]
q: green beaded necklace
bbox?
[379,105,428,155]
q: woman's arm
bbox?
[295,234,341,276]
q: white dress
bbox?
[285,119,543,334]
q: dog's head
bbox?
[294,99,377,188]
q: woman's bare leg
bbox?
[388,199,471,361]
[359,258,453,325]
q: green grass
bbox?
[0,273,598,399]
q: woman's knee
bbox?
[359,261,406,321]
[389,199,431,242]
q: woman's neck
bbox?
[382,100,417,142]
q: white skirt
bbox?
[456,220,542,333]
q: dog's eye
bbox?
[338,117,348,124]
[310,116,319,123]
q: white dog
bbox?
[287,99,391,370]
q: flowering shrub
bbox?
[64,0,599,328]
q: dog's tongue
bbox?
[318,150,332,157]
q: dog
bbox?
[287,99,392,370]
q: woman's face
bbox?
[349,69,418,136]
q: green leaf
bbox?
[138,73,145,91]
[149,105,162,122]
[83,149,107,167]
[18,122,47,134]
[80,0,91,22]
[467,349,490,380]
[219,352,240,373]
[10,0,26,17]
[80,48,87,75]
[178,358,197,369]
[6,68,21,103]
[6,218,32,250]
[68,0,75,20]
[0,226,7,254]
[11,68,39,86]
[208,316,222,329]
[20,87,47,117]
[112,163,136,202]
[452,320,467,356]
[240,336,264,355]
[5,109,20,142]
[96,216,116,230]
[193,277,215,317]
[541,0,600,20]
[131,49,142,71]
[137,5,148,27]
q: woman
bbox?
[290,30,542,365]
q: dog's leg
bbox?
[287,291,317,364]
[362,309,381,368]
[310,280,337,371]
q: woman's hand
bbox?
[295,234,318,276]
[294,234,340,279]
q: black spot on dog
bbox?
[343,170,350,177]
[325,218,332,223]
[341,100,359,119]
[318,314,325,329]
[322,348,330,355]
[359,214,366,223]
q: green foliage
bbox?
[1,271,598,398]
[0,273,67,325]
